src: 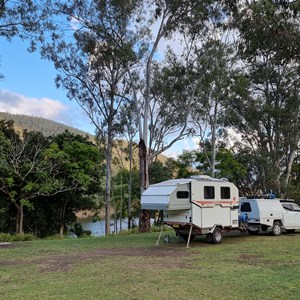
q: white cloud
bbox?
[0,89,67,120]
[163,137,200,158]
[0,89,94,134]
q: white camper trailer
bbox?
[141,175,240,245]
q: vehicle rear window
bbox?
[282,204,292,211]
[177,191,189,199]
[240,202,252,212]
[204,186,215,199]
[291,203,300,212]
[221,187,230,199]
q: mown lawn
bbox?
[0,230,300,299]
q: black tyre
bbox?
[272,222,282,236]
[212,227,223,244]
[247,229,259,235]
[286,229,295,233]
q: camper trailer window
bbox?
[177,191,189,199]
[204,186,215,199]
[240,202,252,212]
[221,187,230,199]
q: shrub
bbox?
[69,222,84,237]
[0,233,35,242]
[11,234,35,242]
[118,227,140,235]
[0,233,11,242]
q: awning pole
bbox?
[155,224,164,246]
[186,224,193,248]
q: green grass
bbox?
[1,231,300,299]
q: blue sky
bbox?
[0,37,95,134]
[0,37,197,157]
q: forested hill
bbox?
[0,111,167,166]
[0,112,93,138]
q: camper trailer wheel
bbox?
[212,227,223,244]
[272,222,282,236]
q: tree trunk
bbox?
[105,132,113,235]
[210,104,218,178]
[128,138,133,230]
[139,139,151,232]
[59,199,68,237]
[285,148,296,187]
[19,203,24,235]
[211,120,217,178]
[15,205,20,234]
[59,223,64,236]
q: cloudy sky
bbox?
[0,36,197,157]
[0,38,95,134]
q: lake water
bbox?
[78,218,137,236]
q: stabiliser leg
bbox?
[155,224,164,246]
[186,224,193,248]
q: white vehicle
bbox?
[141,175,240,245]
[239,198,300,235]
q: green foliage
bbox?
[176,151,199,178]
[149,159,175,184]
[112,167,140,221]
[117,227,140,236]
[224,0,300,195]
[0,122,104,237]
[233,0,300,63]
[69,222,84,237]
[196,147,247,181]
[0,233,35,242]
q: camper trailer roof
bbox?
[149,176,229,188]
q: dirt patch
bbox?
[0,246,191,273]
[237,254,275,266]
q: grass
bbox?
[1,230,300,299]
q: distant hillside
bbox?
[0,112,92,138]
[0,111,167,170]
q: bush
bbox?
[118,227,140,236]
[69,222,84,237]
[0,233,35,242]
[150,225,172,233]
[117,225,172,236]
[12,234,35,241]
[0,233,11,242]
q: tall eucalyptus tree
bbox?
[40,0,136,234]
[35,0,230,232]
[226,0,300,196]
